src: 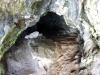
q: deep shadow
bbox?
[22,12,70,38]
[36,12,69,36]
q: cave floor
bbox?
[46,34,80,75]
[1,34,81,75]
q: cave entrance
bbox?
[36,12,70,36]
[11,12,78,48]
[1,12,80,75]
[25,12,71,38]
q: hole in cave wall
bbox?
[22,12,74,38]
[10,12,71,46]
[36,12,70,36]
[9,12,76,46]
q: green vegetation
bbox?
[0,25,23,59]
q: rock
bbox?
[25,31,39,39]
[0,0,100,75]
[1,34,80,75]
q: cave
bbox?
[20,12,78,41]
[1,0,100,75]
[36,12,70,36]
[1,12,81,75]
[24,12,72,37]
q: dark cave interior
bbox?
[14,11,80,45]
[23,12,71,37]
[14,12,79,46]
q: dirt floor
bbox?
[1,33,82,75]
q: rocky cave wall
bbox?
[0,0,100,75]
[1,11,80,75]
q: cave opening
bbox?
[8,11,79,50]
[1,12,81,75]
[23,12,72,38]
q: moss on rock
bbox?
[0,25,23,59]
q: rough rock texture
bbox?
[0,0,100,75]
[46,35,80,75]
[1,33,81,75]
[0,0,50,59]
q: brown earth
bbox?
[1,34,82,75]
